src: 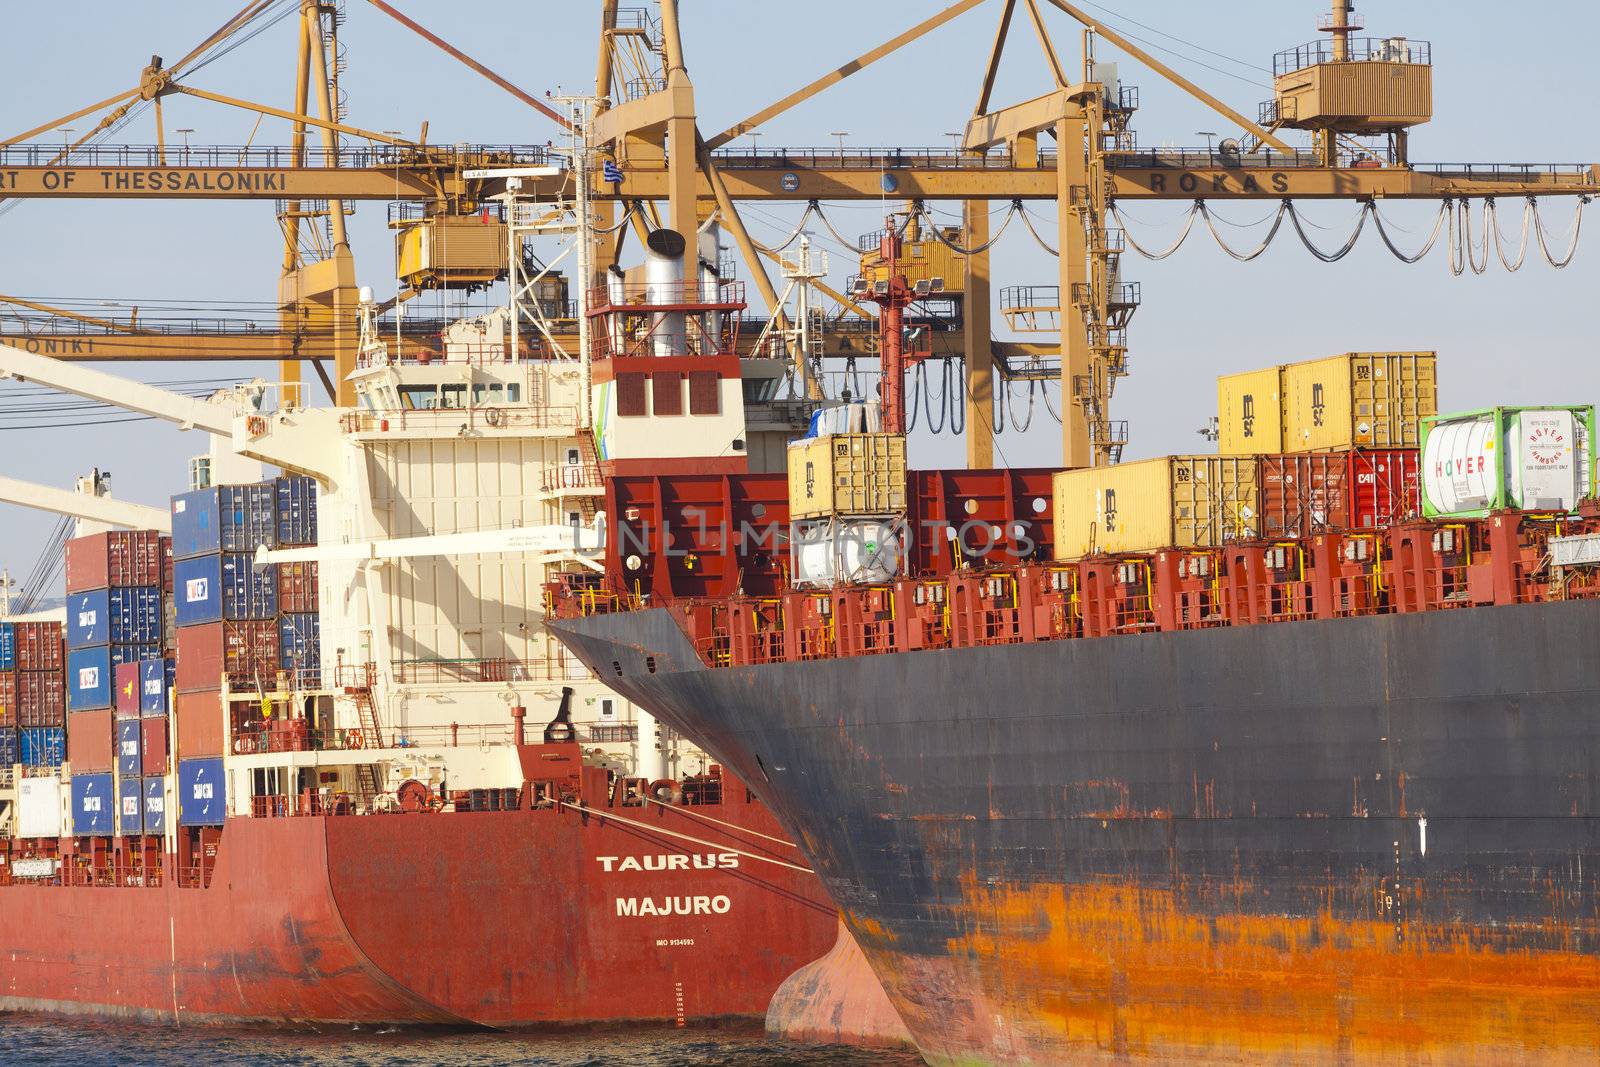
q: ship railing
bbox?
[391,656,583,686]
[176,865,214,889]
[339,404,581,435]
[61,864,164,888]
[540,463,605,493]
[0,142,554,169]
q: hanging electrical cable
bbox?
[923,356,946,434]
[1017,205,1060,256]
[913,201,1021,255]
[906,360,923,432]
[1008,378,1038,434]
[1040,379,1062,424]
[1371,201,1451,264]
[993,376,1006,435]
[948,358,965,436]
[1534,195,1587,268]
[1198,201,1289,261]
[1111,202,1200,259]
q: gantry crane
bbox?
[0,0,1595,467]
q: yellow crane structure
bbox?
[0,0,1595,466]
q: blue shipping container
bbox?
[119,776,143,836]
[117,717,142,778]
[278,613,321,672]
[0,727,17,766]
[275,475,318,547]
[139,657,174,716]
[171,485,277,560]
[178,757,227,826]
[0,622,13,671]
[71,772,115,836]
[67,644,161,711]
[173,554,277,625]
[20,727,64,768]
[66,587,163,649]
[143,776,167,834]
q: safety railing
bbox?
[340,404,580,434]
[0,143,553,169]
[709,146,1019,170]
[541,463,605,493]
[1273,37,1432,76]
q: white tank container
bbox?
[791,518,905,589]
[1422,405,1595,517]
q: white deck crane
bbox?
[257,518,605,572]
[0,473,172,533]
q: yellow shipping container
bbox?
[1282,352,1436,452]
[1217,366,1285,455]
[1052,456,1259,559]
[787,433,908,520]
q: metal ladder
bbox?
[347,683,385,806]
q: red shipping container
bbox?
[12,622,63,672]
[160,534,174,595]
[141,716,170,774]
[1348,449,1421,529]
[176,621,280,693]
[18,670,66,727]
[276,560,320,614]
[1259,453,1351,539]
[65,530,164,593]
[174,690,224,758]
[114,661,142,718]
[0,671,16,727]
[68,708,115,772]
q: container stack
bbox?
[273,475,321,689]
[171,484,278,777]
[1,621,67,773]
[786,432,908,589]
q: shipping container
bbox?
[1281,352,1437,452]
[71,772,115,836]
[139,657,173,716]
[177,757,227,826]
[175,621,279,692]
[20,726,65,768]
[0,671,14,727]
[276,560,319,615]
[65,530,164,593]
[787,433,908,520]
[1258,450,1421,539]
[278,613,321,674]
[119,776,143,836]
[115,660,142,718]
[1053,456,1260,559]
[66,586,163,649]
[160,534,174,594]
[174,690,224,758]
[141,716,169,775]
[790,517,906,589]
[0,726,16,766]
[274,475,319,546]
[67,644,160,711]
[117,717,142,778]
[18,776,62,837]
[17,670,65,728]
[1217,366,1285,455]
[173,554,277,625]
[143,776,167,834]
[0,624,11,671]
[170,484,277,559]
[68,708,115,772]
[9,621,63,672]
[1421,405,1597,518]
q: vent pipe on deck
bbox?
[645,228,688,357]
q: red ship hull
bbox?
[0,798,836,1026]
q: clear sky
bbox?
[0,0,1595,595]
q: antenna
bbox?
[0,568,13,617]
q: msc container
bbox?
[68,708,115,773]
[274,475,319,546]
[68,644,160,712]
[173,554,278,625]
[117,717,142,778]
[65,530,164,593]
[276,560,319,615]
[1421,406,1597,518]
[1281,352,1437,452]
[71,772,115,836]
[17,671,65,728]
[141,716,169,775]
[1258,449,1420,538]
[1053,456,1260,559]
[170,484,277,560]
[787,433,908,520]
[119,776,143,836]
[178,757,227,826]
[175,621,280,692]
[66,586,163,648]
[9,621,63,672]
[278,613,321,673]
[20,726,65,768]
[0,624,11,671]
[114,660,142,718]
[790,517,906,589]
[139,657,173,716]
[143,776,167,834]
[1217,366,1285,455]
[18,776,63,837]
[174,691,224,759]
[0,672,14,727]
[161,534,174,594]
[0,726,17,766]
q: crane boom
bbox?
[0,475,171,532]
[257,520,605,567]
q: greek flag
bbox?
[602,159,624,184]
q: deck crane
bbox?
[0,473,171,534]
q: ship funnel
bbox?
[645,228,687,357]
